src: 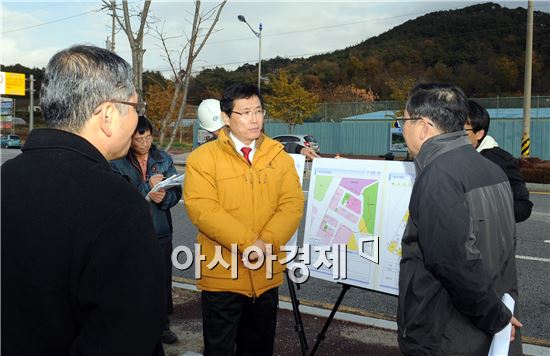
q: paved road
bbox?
[0,148,21,165]
[171,191,550,344]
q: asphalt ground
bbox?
[165,282,550,356]
[164,286,401,356]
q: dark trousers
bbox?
[160,240,174,330]
[201,288,278,356]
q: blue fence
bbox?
[263,118,550,159]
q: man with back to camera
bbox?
[1,45,166,355]
[397,83,522,355]
[110,115,182,345]
[184,84,304,355]
[197,98,321,160]
[465,99,533,223]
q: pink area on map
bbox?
[341,178,376,195]
[346,194,362,214]
[316,223,334,243]
[324,215,338,227]
[335,207,359,224]
[329,188,343,209]
[333,225,353,244]
[309,206,318,228]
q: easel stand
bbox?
[285,270,309,356]
[309,283,352,356]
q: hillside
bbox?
[189,2,550,102]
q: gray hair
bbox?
[405,82,468,133]
[40,45,135,132]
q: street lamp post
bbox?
[238,15,262,92]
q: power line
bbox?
[1,8,102,34]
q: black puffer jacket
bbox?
[397,131,521,355]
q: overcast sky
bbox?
[2,1,549,78]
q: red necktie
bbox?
[241,147,252,164]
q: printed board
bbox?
[302,158,415,295]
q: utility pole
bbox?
[110,0,116,51]
[29,74,34,131]
[103,0,117,51]
[521,0,534,157]
[258,23,262,91]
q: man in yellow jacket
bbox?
[184,83,304,356]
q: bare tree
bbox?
[152,0,227,149]
[103,0,152,100]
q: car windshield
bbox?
[304,135,317,143]
[274,136,300,142]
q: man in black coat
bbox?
[111,116,182,344]
[1,45,166,355]
[465,100,533,223]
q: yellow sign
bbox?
[0,72,26,96]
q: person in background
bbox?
[184,84,304,355]
[1,45,165,355]
[111,115,182,345]
[465,100,533,222]
[397,83,522,355]
[197,98,321,160]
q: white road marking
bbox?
[516,255,550,263]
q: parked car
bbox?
[272,134,320,153]
[0,134,22,149]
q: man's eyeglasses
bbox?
[110,100,147,116]
[231,109,266,120]
[464,128,475,132]
[133,135,152,144]
[396,117,434,129]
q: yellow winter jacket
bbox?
[183,128,304,298]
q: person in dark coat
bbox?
[1,45,166,356]
[111,115,182,344]
[465,99,533,223]
[397,83,522,355]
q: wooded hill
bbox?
[188,2,550,102]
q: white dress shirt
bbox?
[229,131,256,163]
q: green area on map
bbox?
[314,175,334,201]
[362,182,379,234]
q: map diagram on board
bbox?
[303,158,415,296]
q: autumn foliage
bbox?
[264,71,319,133]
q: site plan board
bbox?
[303,158,415,295]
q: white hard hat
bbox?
[197,99,224,132]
